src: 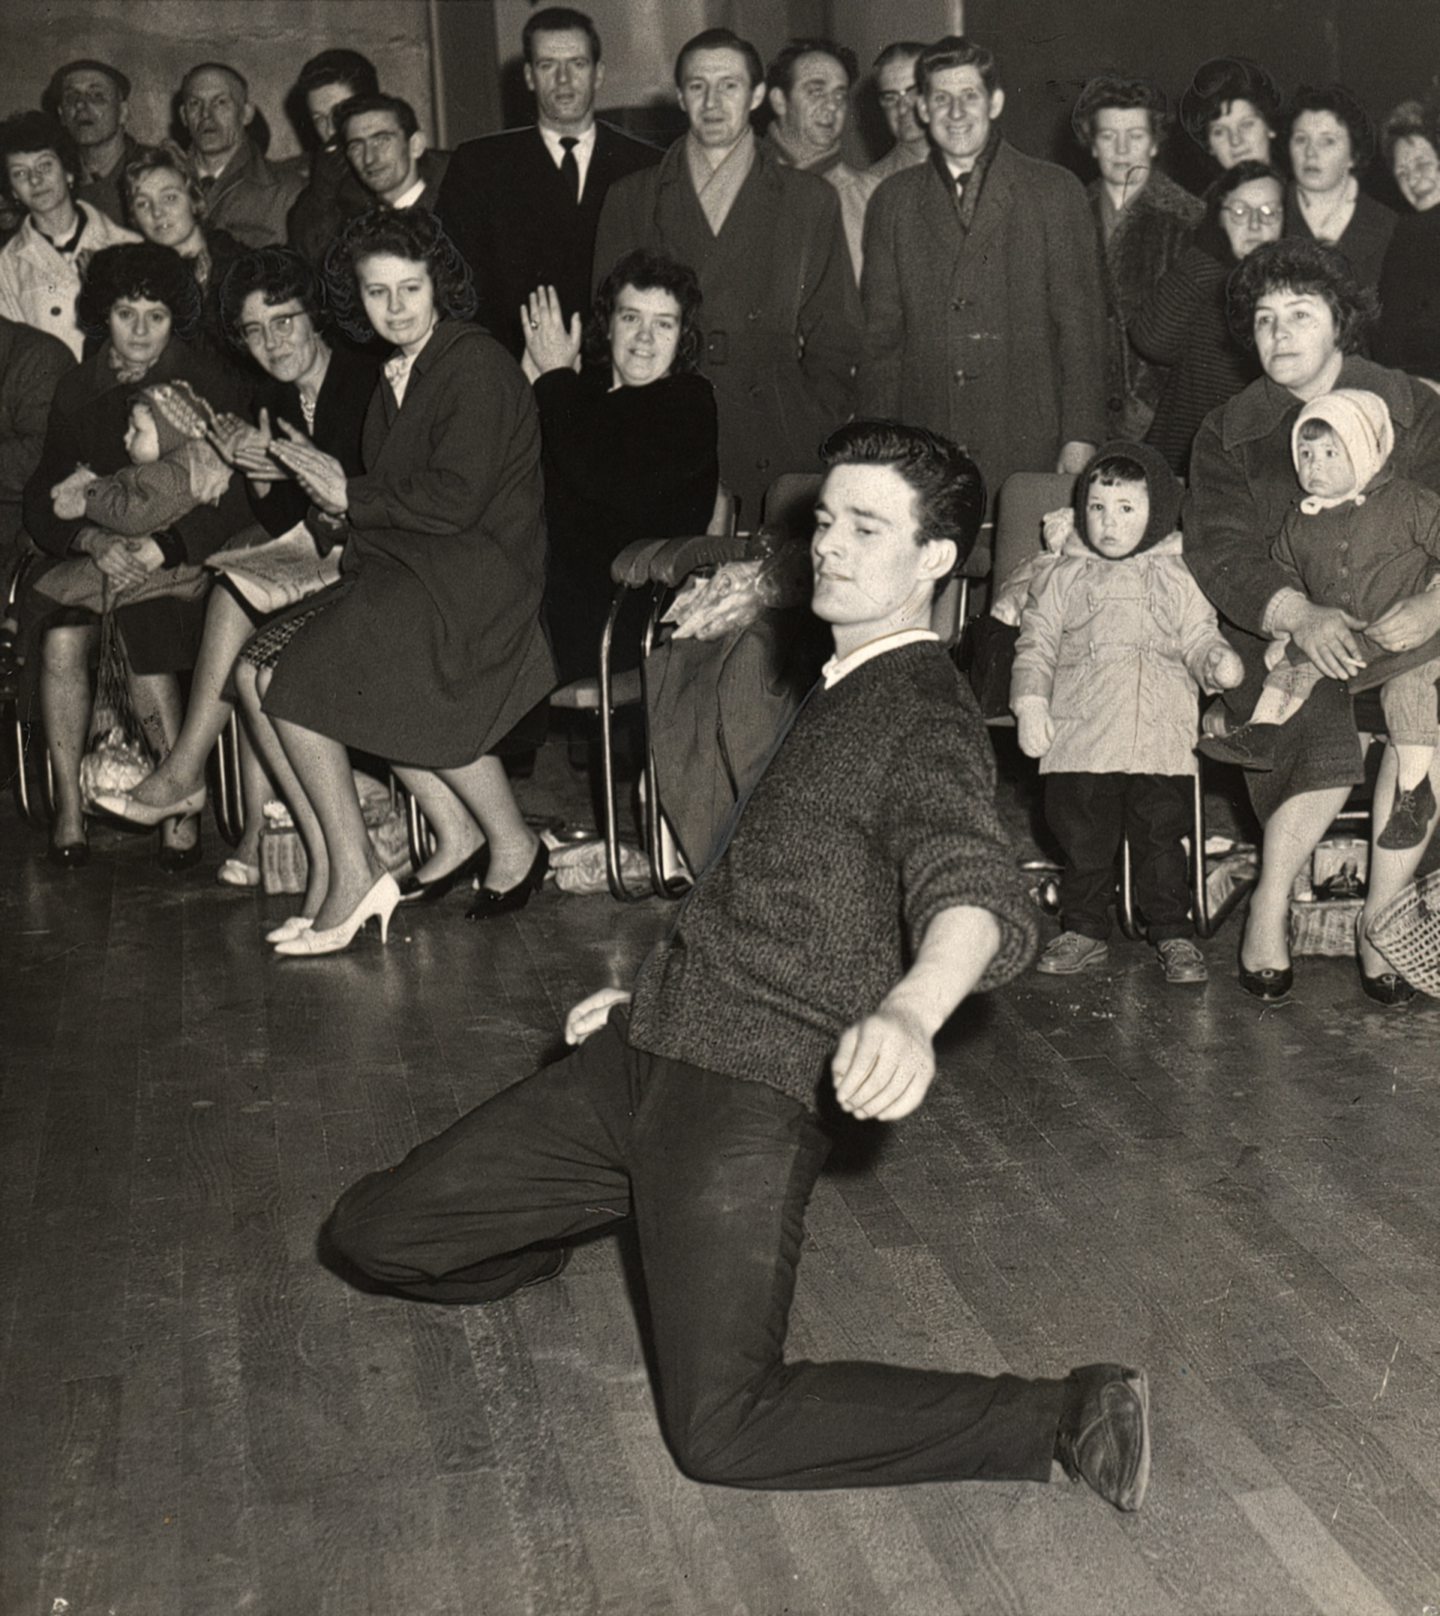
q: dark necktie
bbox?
[198,173,217,196]
[559,136,579,203]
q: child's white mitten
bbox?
[1013,697,1054,758]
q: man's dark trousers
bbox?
[326,1012,1065,1489]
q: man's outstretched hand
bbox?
[832,1006,936,1121]
[564,988,632,1046]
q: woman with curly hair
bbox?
[1283,84,1395,294]
[1185,239,1440,1004]
[1374,98,1440,380]
[521,246,719,684]
[1178,57,1283,174]
[20,240,250,866]
[246,208,554,953]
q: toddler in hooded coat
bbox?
[1197,388,1440,850]
[1012,441,1242,982]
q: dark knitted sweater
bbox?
[1374,207,1440,382]
[626,642,1039,1109]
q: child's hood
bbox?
[1073,438,1184,560]
[1293,388,1394,513]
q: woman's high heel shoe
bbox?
[273,872,401,956]
[398,843,489,903]
[92,783,207,827]
[465,839,548,921]
[266,915,314,945]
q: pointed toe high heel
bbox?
[266,915,315,946]
[273,872,401,957]
[398,843,489,903]
[465,840,548,921]
[92,783,207,827]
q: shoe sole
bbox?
[1036,952,1109,975]
[1120,1369,1151,1512]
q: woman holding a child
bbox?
[1186,239,1440,1004]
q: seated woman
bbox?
[243,207,553,954]
[523,247,720,686]
[1283,84,1396,296]
[20,241,251,867]
[121,142,246,352]
[1185,239,1440,1006]
[94,247,378,896]
[1178,57,1283,175]
[1373,98,1440,382]
[1132,160,1283,473]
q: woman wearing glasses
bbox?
[1131,161,1284,473]
[1374,99,1440,381]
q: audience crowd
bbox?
[2,8,1439,1001]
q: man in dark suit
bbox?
[335,94,449,214]
[859,36,1106,504]
[593,27,860,523]
[434,6,657,358]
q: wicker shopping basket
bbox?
[1367,870,1440,997]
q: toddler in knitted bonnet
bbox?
[1198,387,1440,849]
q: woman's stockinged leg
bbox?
[271,712,383,928]
[129,670,196,850]
[391,765,485,882]
[239,661,330,917]
[233,726,271,867]
[436,754,538,891]
[128,588,253,809]
[1361,743,1440,976]
[39,623,99,846]
[1242,784,1351,971]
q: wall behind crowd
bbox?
[0,0,438,158]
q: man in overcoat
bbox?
[434,6,657,359]
[858,36,1106,502]
[179,63,303,249]
[593,27,861,525]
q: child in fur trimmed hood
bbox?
[1198,388,1440,849]
[1012,441,1243,983]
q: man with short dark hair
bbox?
[859,37,1106,500]
[179,61,303,248]
[435,6,658,358]
[594,27,860,521]
[336,94,448,212]
[866,41,930,184]
[45,59,138,228]
[764,38,871,280]
[286,48,381,265]
[324,418,1152,1513]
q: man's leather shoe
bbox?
[1055,1363,1151,1512]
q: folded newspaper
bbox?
[206,521,341,613]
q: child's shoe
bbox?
[1036,931,1109,974]
[1377,776,1437,850]
[1157,938,1208,984]
[1195,722,1281,771]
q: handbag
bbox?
[78,599,155,809]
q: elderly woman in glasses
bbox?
[1373,98,1440,381]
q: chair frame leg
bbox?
[598,589,650,903]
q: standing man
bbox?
[866,42,930,184]
[594,27,860,523]
[287,48,381,267]
[1072,76,1202,441]
[335,95,448,213]
[46,59,138,228]
[763,39,871,280]
[435,6,657,359]
[324,419,1151,1513]
[179,62,303,248]
[859,37,1105,499]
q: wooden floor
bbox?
[3,744,1440,1616]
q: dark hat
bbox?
[1075,440,1184,560]
[46,59,132,105]
[1179,56,1281,149]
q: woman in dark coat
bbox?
[1185,241,1440,1005]
[121,144,247,355]
[21,241,251,865]
[94,247,378,895]
[1283,85,1395,296]
[523,247,719,685]
[1132,161,1283,473]
[254,208,554,954]
[1373,99,1440,382]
